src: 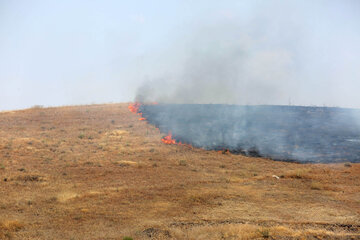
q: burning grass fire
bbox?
[128,102,140,113]
[129,103,185,145]
[128,102,147,121]
[161,132,177,144]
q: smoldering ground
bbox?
[140,104,360,163]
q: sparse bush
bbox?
[310,181,322,190]
[286,169,310,179]
[219,164,226,168]
[122,237,133,240]
[344,162,352,167]
[0,220,24,239]
[78,133,85,139]
[293,170,305,179]
[259,228,270,238]
[179,160,187,166]
[218,176,231,183]
[31,105,43,109]
[43,157,53,164]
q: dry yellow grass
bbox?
[0,103,359,239]
[0,220,23,239]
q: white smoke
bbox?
[136,1,360,108]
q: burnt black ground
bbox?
[140,104,360,163]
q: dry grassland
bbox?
[0,103,359,239]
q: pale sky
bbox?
[1,0,360,110]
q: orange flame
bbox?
[128,102,147,121]
[128,102,140,113]
[218,149,230,154]
[161,132,177,144]
[128,103,191,147]
[161,132,192,148]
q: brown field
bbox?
[0,103,359,239]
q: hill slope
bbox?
[0,104,359,239]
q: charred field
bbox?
[140,104,360,163]
[0,103,359,239]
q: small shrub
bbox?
[293,170,305,179]
[123,237,133,240]
[179,160,187,166]
[286,169,310,179]
[31,105,43,109]
[43,157,53,164]
[0,220,24,239]
[259,228,270,239]
[310,181,322,190]
[78,133,85,139]
[219,164,226,168]
[344,162,352,167]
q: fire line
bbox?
[128,102,190,147]
[161,132,177,144]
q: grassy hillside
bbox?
[0,103,359,239]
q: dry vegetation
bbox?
[0,103,359,239]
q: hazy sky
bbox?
[1,0,359,110]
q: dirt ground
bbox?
[0,103,359,239]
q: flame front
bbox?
[128,102,140,113]
[128,103,190,147]
[161,132,176,144]
[128,103,147,121]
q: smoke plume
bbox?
[135,1,360,108]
